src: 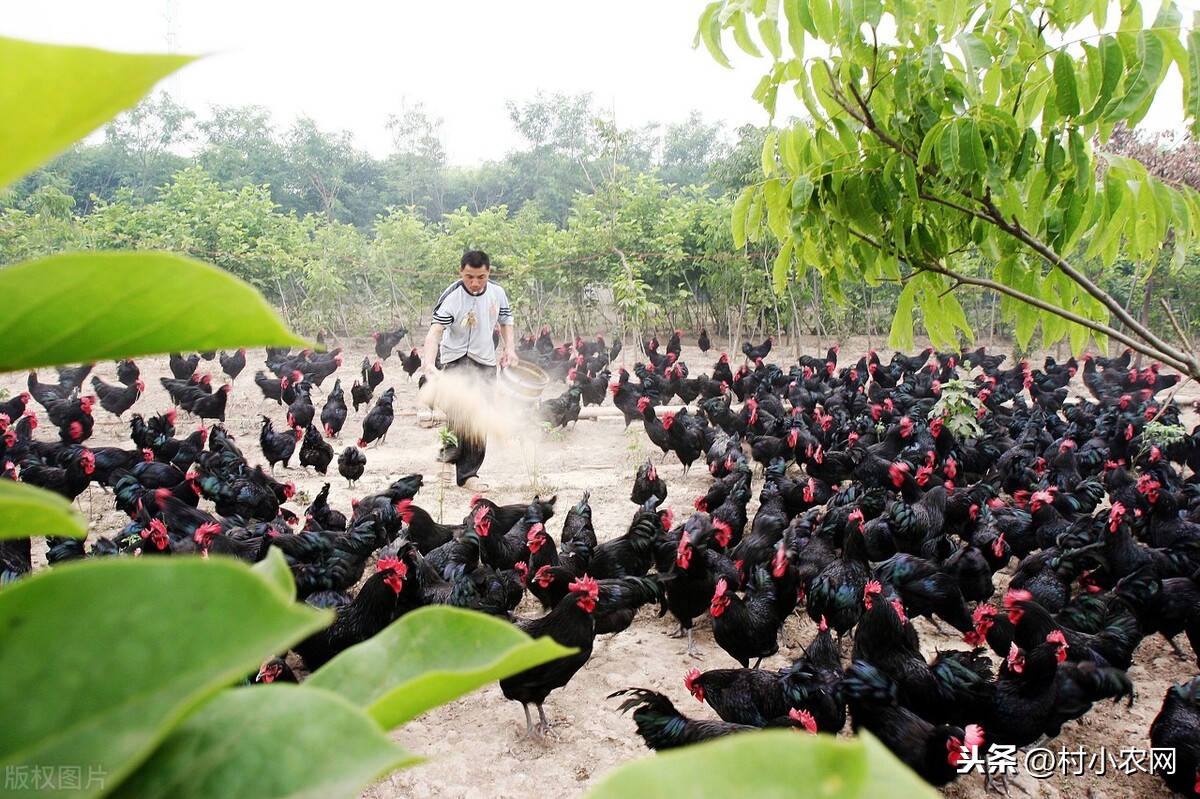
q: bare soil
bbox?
[7,335,1196,799]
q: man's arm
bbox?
[423,323,445,372]
[498,324,518,368]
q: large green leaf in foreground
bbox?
[587,730,939,799]
[0,480,87,540]
[0,252,306,371]
[307,606,573,727]
[0,36,192,190]
[0,558,330,798]
[109,686,418,799]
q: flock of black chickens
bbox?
[5,324,1200,795]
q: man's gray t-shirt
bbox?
[431,280,513,367]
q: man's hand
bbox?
[499,349,519,368]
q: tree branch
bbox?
[843,225,1194,374]
[977,192,1197,372]
[925,261,1194,375]
[1160,298,1196,355]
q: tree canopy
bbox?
[700,0,1200,377]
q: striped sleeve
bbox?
[432,282,459,325]
[495,284,513,326]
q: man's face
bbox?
[461,264,490,296]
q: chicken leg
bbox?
[536,703,559,738]
[520,703,538,738]
[684,628,703,660]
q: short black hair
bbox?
[461,250,490,269]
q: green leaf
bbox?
[889,281,918,352]
[764,179,791,242]
[809,0,835,41]
[773,239,795,292]
[587,730,938,799]
[939,120,960,172]
[758,17,783,58]
[306,606,573,729]
[1054,50,1081,117]
[0,37,193,190]
[1189,15,1200,137]
[1087,171,1131,263]
[732,186,754,248]
[1133,177,1160,260]
[1080,35,1125,124]
[791,174,816,211]
[731,11,764,57]
[762,129,778,177]
[782,0,807,55]
[0,252,306,371]
[0,558,329,798]
[957,31,993,73]
[846,0,884,30]
[1071,315,1092,353]
[1015,292,1039,350]
[109,686,419,799]
[795,61,826,123]
[1106,30,1164,122]
[1068,129,1090,186]
[900,157,919,198]
[251,548,299,598]
[957,120,987,175]
[1009,129,1037,181]
[697,3,733,68]
[0,480,86,540]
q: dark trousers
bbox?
[441,356,494,485]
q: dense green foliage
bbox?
[700,0,1200,374]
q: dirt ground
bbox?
[6,334,1197,799]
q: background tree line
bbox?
[2,89,1198,355]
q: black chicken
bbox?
[1150,676,1200,798]
[537,387,582,429]
[292,552,421,671]
[299,424,334,474]
[630,459,667,506]
[90,376,143,418]
[372,327,408,360]
[116,359,140,387]
[350,380,373,413]
[359,388,396,448]
[185,383,231,422]
[168,352,200,380]
[500,576,600,736]
[710,568,779,669]
[321,378,348,438]
[254,370,289,405]
[610,688,756,750]
[286,384,316,430]
[401,348,422,379]
[841,661,983,787]
[260,416,301,470]
[741,335,774,362]
[362,357,385,391]
[219,348,247,381]
[19,447,95,501]
[338,446,366,487]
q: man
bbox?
[423,250,518,490]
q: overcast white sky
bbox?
[3,0,772,165]
[4,0,1194,166]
